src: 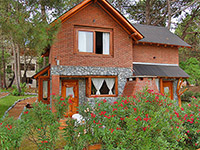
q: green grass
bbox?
[0,95,34,118]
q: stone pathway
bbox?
[0,92,9,99]
[7,97,37,119]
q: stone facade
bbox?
[51,65,132,103]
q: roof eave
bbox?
[137,41,192,48]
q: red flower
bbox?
[60,97,64,101]
[120,117,125,120]
[68,99,72,104]
[113,101,118,104]
[116,127,121,130]
[109,129,114,133]
[112,108,117,112]
[187,130,190,133]
[133,108,137,112]
[24,111,29,114]
[192,96,196,99]
[103,99,107,103]
[99,111,106,115]
[142,127,147,131]
[188,104,191,107]
[181,108,184,111]
[124,106,128,110]
[91,113,96,118]
[51,93,56,96]
[104,115,111,119]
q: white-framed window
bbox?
[87,77,118,97]
[75,26,112,55]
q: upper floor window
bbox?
[75,26,112,55]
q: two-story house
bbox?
[33,0,190,116]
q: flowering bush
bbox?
[0,117,25,149]
[0,95,71,150]
[64,89,200,149]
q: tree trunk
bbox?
[11,40,21,93]
[2,45,7,88]
[0,63,2,89]
[167,0,172,30]
[43,57,46,67]
[145,0,151,25]
[16,44,21,84]
[8,73,15,88]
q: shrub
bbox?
[0,117,25,149]
[12,83,26,96]
[63,89,200,149]
[0,95,71,150]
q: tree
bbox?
[176,3,200,62]
[180,58,200,85]
[0,0,58,93]
[125,0,199,30]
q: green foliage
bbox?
[12,83,27,96]
[181,90,200,101]
[62,90,181,149]
[62,89,200,149]
[0,95,71,150]
[1,91,200,149]
[180,57,200,85]
[0,117,25,149]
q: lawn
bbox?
[0,95,34,118]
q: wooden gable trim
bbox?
[32,65,50,79]
[98,0,143,40]
[51,0,143,41]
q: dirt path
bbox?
[0,92,9,99]
[7,97,37,119]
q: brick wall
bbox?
[123,77,159,97]
[133,44,179,64]
[50,3,133,68]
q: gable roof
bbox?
[51,0,143,41]
[133,24,191,47]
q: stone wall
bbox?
[51,65,132,103]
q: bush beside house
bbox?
[0,90,200,149]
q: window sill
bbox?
[74,52,113,58]
[88,94,118,98]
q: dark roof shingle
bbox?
[133,64,189,78]
[133,24,191,47]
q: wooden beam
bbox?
[160,78,164,93]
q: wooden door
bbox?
[61,80,79,117]
[163,81,173,100]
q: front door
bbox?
[163,81,173,100]
[61,80,79,117]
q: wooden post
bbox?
[160,78,164,94]
[176,78,188,108]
